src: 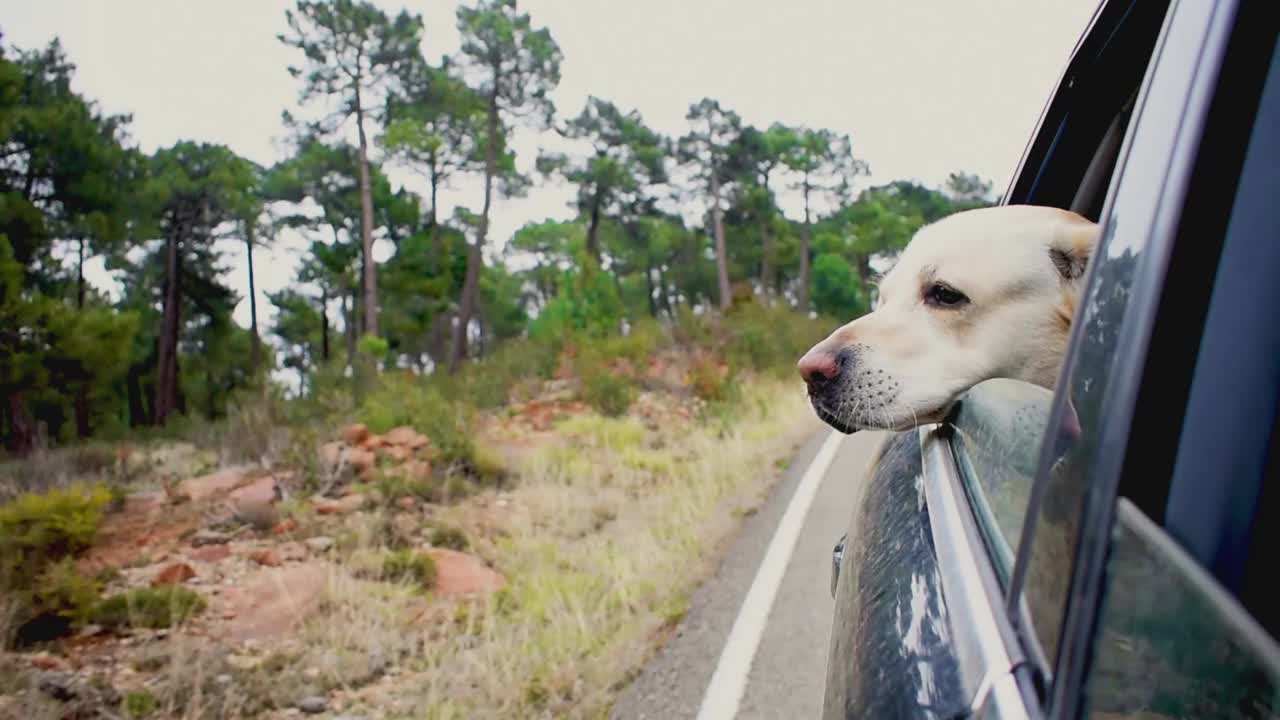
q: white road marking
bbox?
[696,429,845,720]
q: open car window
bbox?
[948,379,1053,587]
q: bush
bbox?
[0,484,111,593]
[359,377,475,471]
[688,356,736,405]
[93,587,207,630]
[581,370,635,417]
[34,558,102,627]
[123,689,159,718]
[429,525,469,551]
[381,550,437,589]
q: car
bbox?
[822,0,1280,718]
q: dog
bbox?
[798,204,1098,434]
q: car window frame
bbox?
[1005,0,1247,717]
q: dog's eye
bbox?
[924,283,969,307]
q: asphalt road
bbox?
[612,429,886,720]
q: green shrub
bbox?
[581,370,635,417]
[359,377,475,471]
[34,558,103,627]
[0,483,111,593]
[123,689,158,718]
[93,587,207,629]
[429,525,469,551]
[688,357,737,405]
[381,550,437,589]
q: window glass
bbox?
[949,379,1054,586]
[1017,0,1209,669]
[1082,500,1280,718]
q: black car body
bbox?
[823,0,1280,717]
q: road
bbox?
[612,429,886,720]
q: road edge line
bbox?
[696,429,844,720]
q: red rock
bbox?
[179,467,251,502]
[360,435,386,451]
[379,445,412,463]
[427,549,505,595]
[230,475,277,509]
[395,496,417,510]
[342,423,370,446]
[217,562,330,641]
[190,545,232,563]
[29,653,69,671]
[404,460,432,482]
[385,426,428,449]
[315,494,364,515]
[152,562,196,586]
[248,548,282,567]
[272,518,299,535]
[346,447,377,478]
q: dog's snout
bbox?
[798,347,842,384]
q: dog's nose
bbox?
[798,348,840,384]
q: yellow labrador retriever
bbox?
[798,204,1098,433]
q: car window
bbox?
[1012,0,1211,674]
[949,379,1054,587]
[1082,500,1280,718]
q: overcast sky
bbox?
[3,0,1099,329]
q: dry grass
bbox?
[301,376,819,719]
[0,377,817,719]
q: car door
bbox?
[825,0,1280,718]
[952,0,1280,718]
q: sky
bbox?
[2,0,1100,331]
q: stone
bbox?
[427,548,505,595]
[218,562,330,642]
[298,695,328,714]
[342,423,370,446]
[379,444,412,463]
[384,426,428,449]
[248,548,282,567]
[304,536,334,554]
[28,652,69,671]
[191,529,232,547]
[190,544,232,563]
[272,518,299,535]
[346,447,377,478]
[230,475,278,508]
[152,562,197,586]
[36,671,77,701]
[395,496,417,510]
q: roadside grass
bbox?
[316,376,820,718]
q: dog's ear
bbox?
[1049,222,1098,282]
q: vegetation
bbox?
[381,549,438,589]
[92,586,207,630]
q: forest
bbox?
[0,0,991,454]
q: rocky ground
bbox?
[1,351,815,720]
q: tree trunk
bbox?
[155,227,182,425]
[798,178,813,312]
[3,389,36,455]
[451,91,498,373]
[586,184,603,262]
[345,291,356,366]
[428,158,440,228]
[854,254,872,286]
[355,88,379,339]
[320,287,330,363]
[74,236,92,438]
[758,220,772,294]
[711,169,731,311]
[645,262,657,317]
[76,237,87,309]
[245,222,261,371]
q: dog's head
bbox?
[799,205,1098,434]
